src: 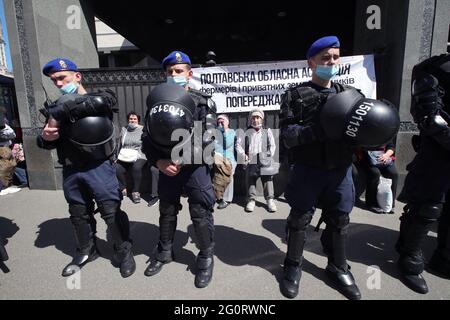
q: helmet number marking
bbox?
[345,102,373,138]
[150,104,185,117]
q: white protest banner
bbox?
[190,55,377,113]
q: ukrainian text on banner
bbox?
[190,55,377,113]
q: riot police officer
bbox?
[37,58,136,278]
[279,36,362,300]
[142,51,217,288]
[396,53,450,293]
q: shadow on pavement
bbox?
[195,224,285,283]
[262,218,440,288]
[0,216,19,273]
[34,217,196,275]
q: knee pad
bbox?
[97,200,120,225]
[416,203,443,222]
[325,213,350,229]
[189,203,209,220]
[69,203,91,225]
[287,210,314,231]
[189,203,214,227]
[404,203,443,224]
[160,201,181,217]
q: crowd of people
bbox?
[1,34,449,300]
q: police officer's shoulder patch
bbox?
[188,87,211,98]
[188,88,216,113]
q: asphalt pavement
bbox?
[0,188,449,300]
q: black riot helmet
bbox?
[55,93,116,160]
[145,83,196,156]
[320,88,400,148]
[63,116,116,160]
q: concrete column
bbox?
[4,0,98,189]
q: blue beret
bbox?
[42,58,78,76]
[306,36,340,59]
[162,51,191,68]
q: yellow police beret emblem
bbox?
[59,60,67,69]
[175,52,182,63]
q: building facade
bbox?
[3,0,450,190]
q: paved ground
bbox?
[0,188,449,300]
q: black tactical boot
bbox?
[195,248,214,288]
[427,211,450,279]
[114,241,136,278]
[62,245,100,277]
[62,220,99,277]
[107,215,136,278]
[0,241,8,262]
[280,260,301,299]
[400,273,429,294]
[144,242,174,277]
[144,260,166,277]
[326,263,361,300]
[395,204,435,294]
[397,252,429,294]
[280,210,311,299]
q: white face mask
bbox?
[251,117,263,129]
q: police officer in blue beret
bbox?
[37,58,136,278]
[142,51,217,288]
[279,36,362,299]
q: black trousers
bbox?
[115,159,147,193]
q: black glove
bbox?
[281,123,325,149]
[411,74,444,123]
[49,93,117,122]
[418,111,449,136]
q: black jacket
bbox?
[280,81,356,170]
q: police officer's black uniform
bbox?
[396,53,450,293]
[37,89,136,278]
[280,80,362,300]
[142,81,217,288]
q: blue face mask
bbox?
[59,82,79,95]
[167,75,188,87]
[315,64,340,81]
